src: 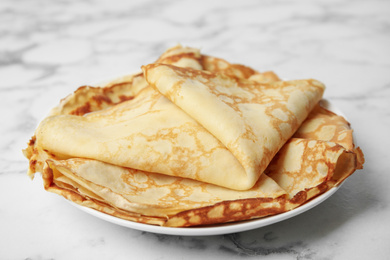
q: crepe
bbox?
[143,63,325,189]
[24,45,364,227]
[33,64,324,190]
[24,45,204,178]
[37,105,363,227]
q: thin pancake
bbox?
[44,158,287,217]
[34,69,324,190]
[143,63,325,189]
[24,45,203,177]
[40,103,362,226]
[23,46,280,180]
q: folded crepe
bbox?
[24,45,364,227]
[142,63,325,189]
[31,62,325,190]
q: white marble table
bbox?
[1,0,389,259]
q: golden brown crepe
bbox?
[32,58,325,190]
[142,63,324,189]
[25,45,204,178]
[23,45,364,227]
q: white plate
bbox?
[65,99,348,236]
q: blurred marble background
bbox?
[1,0,389,259]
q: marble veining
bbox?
[222,233,304,256]
[1,0,390,259]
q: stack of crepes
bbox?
[23,45,364,227]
